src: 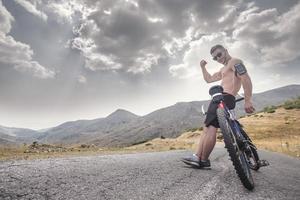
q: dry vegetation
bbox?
[240,107,300,157]
[0,143,147,161]
[128,106,300,158]
[1,101,299,161]
[125,131,203,152]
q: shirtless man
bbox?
[182,44,255,168]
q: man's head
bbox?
[210,44,229,65]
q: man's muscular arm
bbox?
[233,61,255,113]
[240,73,252,101]
[241,74,255,113]
[200,60,222,83]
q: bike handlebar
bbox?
[235,97,245,103]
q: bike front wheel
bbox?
[246,145,260,171]
[240,129,260,171]
[217,108,255,190]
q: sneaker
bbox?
[181,154,211,168]
[199,159,211,168]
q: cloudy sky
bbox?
[1,0,300,130]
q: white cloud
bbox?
[125,0,139,8]
[233,1,300,65]
[171,0,300,82]
[77,75,87,83]
[14,0,47,21]
[14,60,55,79]
[0,1,55,79]
[85,52,122,71]
[69,35,122,71]
[147,17,163,23]
[0,0,14,34]
[0,34,32,62]
[169,32,229,79]
[46,0,97,24]
[127,53,159,74]
[46,1,77,23]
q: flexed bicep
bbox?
[210,71,222,82]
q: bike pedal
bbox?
[258,160,270,167]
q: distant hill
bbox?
[37,109,139,144]
[0,126,40,145]
[0,137,15,146]
[1,84,300,147]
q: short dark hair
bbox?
[210,44,225,54]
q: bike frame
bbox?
[216,97,254,154]
[210,90,257,153]
[220,102,243,134]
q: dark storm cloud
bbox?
[68,0,242,74]
[71,0,168,73]
[1,0,300,129]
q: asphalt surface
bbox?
[1,144,300,200]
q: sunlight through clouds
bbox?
[1,0,300,129]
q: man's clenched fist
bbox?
[200,60,207,68]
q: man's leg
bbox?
[196,129,206,159]
[196,125,217,160]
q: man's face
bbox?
[211,48,226,64]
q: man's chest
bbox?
[221,66,235,78]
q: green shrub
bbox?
[263,105,277,113]
[283,97,300,110]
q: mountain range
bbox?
[1,84,300,147]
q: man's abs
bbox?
[221,66,241,96]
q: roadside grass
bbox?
[240,107,300,158]
[125,130,202,152]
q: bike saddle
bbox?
[209,85,224,96]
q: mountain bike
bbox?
[206,85,269,190]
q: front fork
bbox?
[218,102,250,152]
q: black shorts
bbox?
[204,93,236,128]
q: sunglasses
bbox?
[213,52,223,61]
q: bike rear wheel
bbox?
[217,108,254,190]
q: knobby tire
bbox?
[217,108,255,190]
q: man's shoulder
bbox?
[228,58,244,71]
[229,57,243,65]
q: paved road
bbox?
[1,144,299,200]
